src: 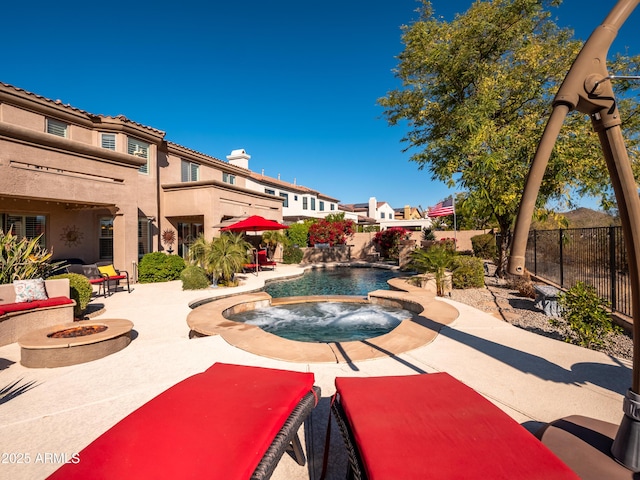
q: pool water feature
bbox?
[263,266,402,297]
[225,299,410,343]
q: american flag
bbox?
[428,197,455,218]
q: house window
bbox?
[128,138,150,174]
[46,119,67,138]
[302,197,308,210]
[381,212,386,219]
[294,195,298,201]
[223,173,236,185]
[181,160,199,182]
[319,201,325,211]
[265,188,275,195]
[101,133,116,150]
[1,214,46,246]
[279,192,289,207]
[330,204,335,211]
[311,198,316,210]
[99,217,114,260]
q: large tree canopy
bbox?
[379,0,640,273]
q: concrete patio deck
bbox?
[0,264,632,479]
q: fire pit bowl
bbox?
[18,319,133,368]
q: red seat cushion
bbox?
[335,373,579,480]
[0,297,73,313]
[47,363,315,480]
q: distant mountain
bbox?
[562,208,619,228]
[531,208,619,230]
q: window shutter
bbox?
[47,119,67,137]
[101,133,116,150]
[191,164,199,181]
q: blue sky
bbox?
[3,1,639,212]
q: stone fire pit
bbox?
[18,319,133,368]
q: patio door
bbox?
[177,222,203,260]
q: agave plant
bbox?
[0,229,59,284]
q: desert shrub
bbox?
[138,252,185,283]
[283,245,304,264]
[422,227,435,241]
[49,273,92,318]
[506,270,536,298]
[471,233,497,259]
[180,265,210,290]
[308,218,355,246]
[373,227,409,260]
[286,223,310,247]
[556,281,619,347]
[451,256,484,289]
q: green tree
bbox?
[379,0,640,276]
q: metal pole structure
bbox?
[508,0,640,470]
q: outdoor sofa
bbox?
[47,362,320,480]
[0,278,74,347]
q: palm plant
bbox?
[261,230,287,258]
[409,244,455,296]
[189,233,251,286]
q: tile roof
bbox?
[0,82,165,136]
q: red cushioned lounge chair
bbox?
[257,249,277,270]
[97,263,131,294]
[328,373,579,480]
[47,363,320,480]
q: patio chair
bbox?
[46,362,320,480]
[66,264,108,297]
[326,373,579,480]
[257,249,277,270]
[96,263,130,294]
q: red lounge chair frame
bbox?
[47,363,320,480]
[329,373,579,480]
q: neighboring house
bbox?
[0,83,283,275]
[341,198,432,231]
[339,197,397,226]
[394,205,424,220]
[233,149,341,222]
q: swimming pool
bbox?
[263,266,403,297]
[225,299,408,342]
[223,266,411,343]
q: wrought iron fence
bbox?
[525,226,631,317]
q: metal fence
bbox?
[525,226,631,317]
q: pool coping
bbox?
[186,277,460,363]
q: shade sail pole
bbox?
[508,0,640,470]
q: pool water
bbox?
[226,301,408,343]
[226,267,411,342]
[263,266,402,297]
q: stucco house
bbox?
[0,83,283,277]
[233,148,340,222]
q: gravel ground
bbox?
[448,274,634,361]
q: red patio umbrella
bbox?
[220,215,289,233]
[220,215,288,274]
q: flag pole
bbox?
[452,196,457,246]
